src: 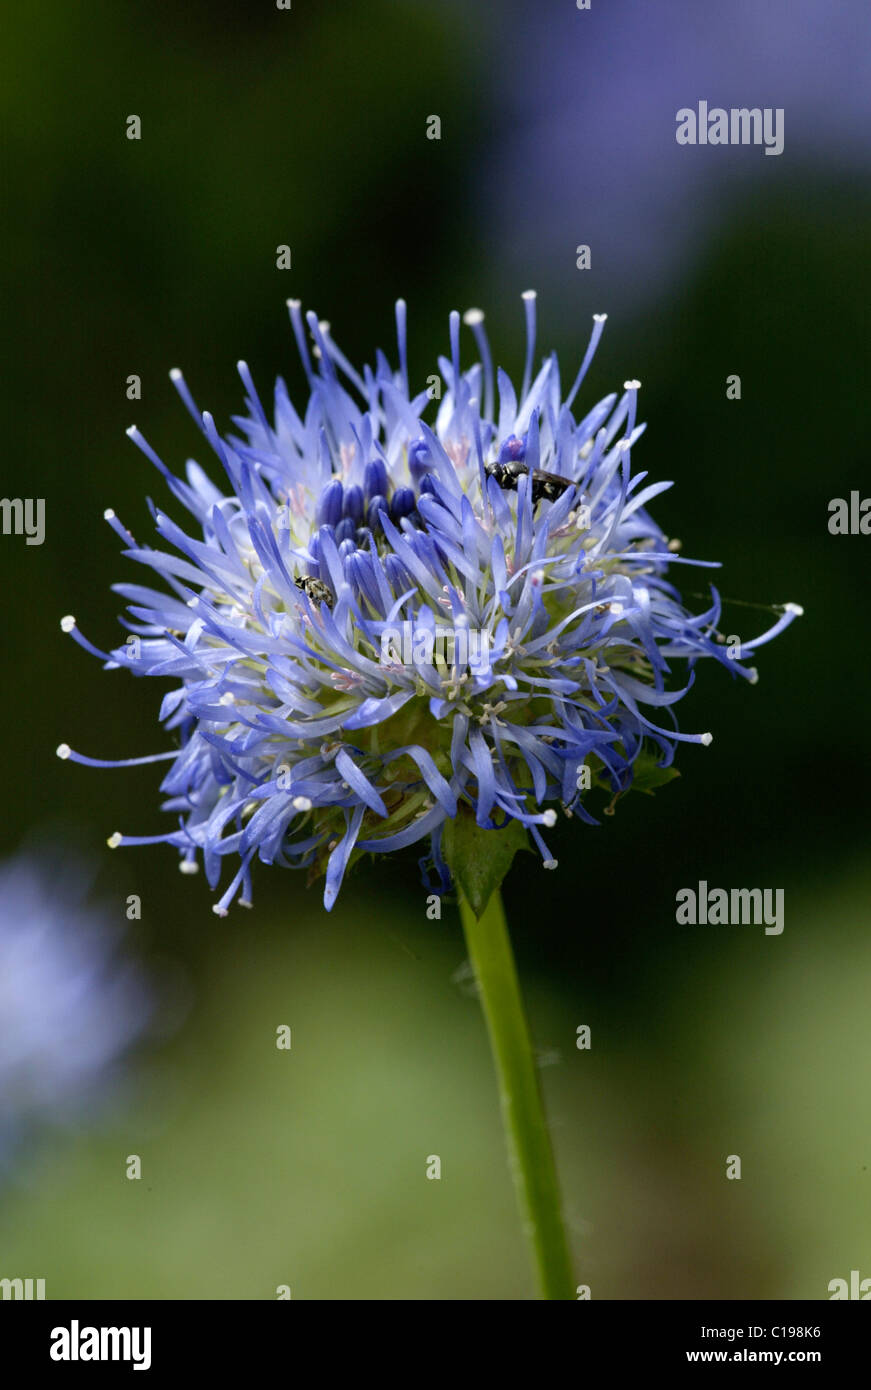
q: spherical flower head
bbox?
[60,295,801,913]
[0,852,153,1172]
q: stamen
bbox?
[520,290,537,402]
[103,509,136,546]
[449,309,461,401]
[237,361,271,435]
[395,299,409,396]
[566,313,608,409]
[463,307,494,423]
[317,322,368,395]
[286,299,314,382]
[126,425,172,482]
[619,380,642,464]
[59,619,113,662]
[306,311,337,381]
[59,748,178,768]
[169,367,206,433]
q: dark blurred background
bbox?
[1,0,869,1298]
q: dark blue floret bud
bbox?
[307,534,322,571]
[317,478,344,527]
[418,474,438,497]
[390,487,416,522]
[343,484,364,524]
[408,437,430,482]
[364,458,388,500]
[334,517,357,545]
[384,553,407,591]
[338,537,356,560]
[367,495,388,532]
[499,434,527,463]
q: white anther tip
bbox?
[593,312,608,322]
[179,860,199,875]
[542,809,557,827]
[700,732,714,747]
[292,795,312,812]
[543,858,558,871]
[463,308,485,326]
[785,602,804,616]
[521,289,537,300]
[107,832,123,849]
[169,368,183,381]
[56,743,71,760]
[624,379,641,391]
[60,615,76,632]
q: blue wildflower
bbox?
[0,853,153,1171]
[58,295,801,913]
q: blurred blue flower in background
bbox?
[0,853,154,1173]
[486,0,871,307]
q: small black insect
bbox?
[484,434,573,506]
[484,457,573,505]
[295,576,334,609]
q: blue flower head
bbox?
[59,295,801,912]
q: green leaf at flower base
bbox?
[442,805,531,920]
[629,751,681,796]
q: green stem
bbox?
[458,886,575,1300]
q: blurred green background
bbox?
[1,0,869,1298]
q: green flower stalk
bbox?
[57,293,801,1297]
